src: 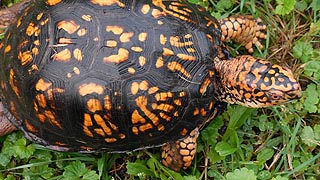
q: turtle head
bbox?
[214,55,301,108]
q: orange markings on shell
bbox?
[18,51,33,66]
[53,49,71,62]
[103,48,129,64]
[78,83,104,96]
[141,4,151,14]
[57,20,80,34]
[106,25,124,34]
[90,0,125,7]
[46,0,62,6]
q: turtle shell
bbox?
[0,0,225,152]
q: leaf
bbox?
[63,160,99,180]
[257,148,274,165]
[293,40,314,63]
[303,84,320,113]
[304,61,320,79]
[275,0,296,15]
[257,170,271,180]
[215,141,237,156]
[271,175,289,180]
[12,139,35,159]
[126,162,155,177]
[225,168,257,180]
[301,126,316,147]
[314,124,320,140]
[0,151,11,167]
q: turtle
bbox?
[0,0,301,171]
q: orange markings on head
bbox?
[57,20,80,34]
[46,0,62,6]
[53,49,71,62]
[103,48,129,64]
[78,83,104,96]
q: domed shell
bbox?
[0,0,224,152]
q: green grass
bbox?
[1,0,320,179]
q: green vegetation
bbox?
[1,0,319,179]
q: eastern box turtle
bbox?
[0,0,301,171]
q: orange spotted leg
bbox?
[219,15,267,53]
[161,128,199,172]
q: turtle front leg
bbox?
[0,102,16,136]
[161,128,199,172]
[219,15,267,53]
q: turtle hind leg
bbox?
[161,128,199,172]
[219,15,267,53]
[0,102,16,136]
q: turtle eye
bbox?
[270,93,282,100]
